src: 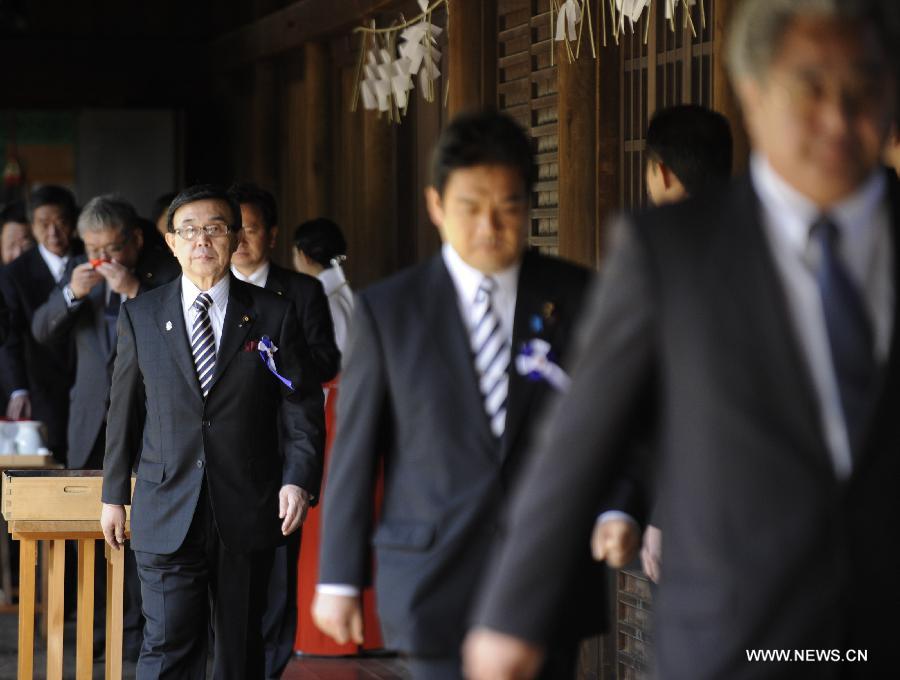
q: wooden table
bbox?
[0,455,62,611]
[3,470,132,680]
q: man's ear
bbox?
[425,186,445,233]
[658,162,674,190]
[164,231,177,255]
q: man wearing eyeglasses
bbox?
[100,184,325,679]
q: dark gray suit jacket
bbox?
[102,276,325,555]
[473,175,900,679]
[31,250,180,469]
[318,250,618,657]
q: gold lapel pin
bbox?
[239,315,251,328]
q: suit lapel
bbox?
[720,178,832,472]
[88,284,110,358]
[155,280,204,402]
[264,264,286,296]
[420,255,496,453]
[206,277,254,395]
[501,252,544,459]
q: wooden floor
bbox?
[282,655,409,679]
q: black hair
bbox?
[165,184,242,233]
[227,182,278,230]
[28,185,79,225]
[293,218,348,269]
[645,105,733,196]
[430,110,535,196]
[0,200,27,225]
[152,192,178,222]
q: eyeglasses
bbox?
[86,239,128,259]
[172,224,231,241]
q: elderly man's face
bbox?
[1,221,35,265]
[738,16,895,207]
[165,199,237,289]
[82,227,143,270]
[32,204,74,257]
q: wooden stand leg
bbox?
[17,538,36,680]
[41,540,49,639]
[76,539,96,680]
[105,544,124,680]
[46,539,65,680]
[0,515,12,605]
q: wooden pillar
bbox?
[557,43,598,268]
[75,540,95,679]
[712,0,749,173]
[359,111,397,285]
[302,42,332,220]
[250,60,278,190]
[448,0,498,116]
[17,538,36,680]
[596,42,621,265]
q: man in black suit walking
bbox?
[465,1,900,679]
[227,181,339,679]
[312,112,641,679]
[101,185,325,679]
[0,185,80,463]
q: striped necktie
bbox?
[471,277,510,438]
[191,293,216,398]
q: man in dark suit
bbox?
[465,2,900,679]
[227,181,339,679]
[100,185,325,679]
[312,112,641,680]
[229,182,339,385]
[0,185,80,463]
[32,195,179,659]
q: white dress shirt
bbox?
[180,274,230,353]
[441,242,519,342]
[752,154,893,479]
[38,244,69,283]
[231,261,270,288]
[318,264,355,354]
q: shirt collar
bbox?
[37,244,69,280]
[750,153,886,255]
[231,260,270,288]
[181,273,230,312]
[441,242,521,307]
[318,264,348,296]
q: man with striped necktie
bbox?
[313,112,642,680]
[100,184,325,679]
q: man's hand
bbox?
[590,517,641,568]
[279,484,310,535]
[462,627,544,680]
[640,524,662,584]
[6,393,31,420]
[100,503,127,550]
[69,262,103,300]
[96,261,139,299]
[311,592,364,645]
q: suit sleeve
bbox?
[0,285,8,347]
[472,218,659,644]
[278,303,327,501]
[300,278,341,384]
[317,294,389,588]
[31,289,83,346]
[0,267,28,394]
[102,304,145,505]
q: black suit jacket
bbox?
[318,250,620,657]
[0,247,77,460]
[265,262,340,384]
[102,276,326,555]
[31,249,180,469]
[473,174,900,679]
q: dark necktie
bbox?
[104,289,121,350]
[191,293,216,398]
[811,216,876,458]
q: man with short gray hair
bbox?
[464,0,900,678]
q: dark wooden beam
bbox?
[448,0,498,115]
[210,0,402,71]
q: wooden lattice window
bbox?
[497,0,559,254]
[620,0,715,212]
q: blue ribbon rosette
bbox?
[258,335,295,391]
[515,338,571,392]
